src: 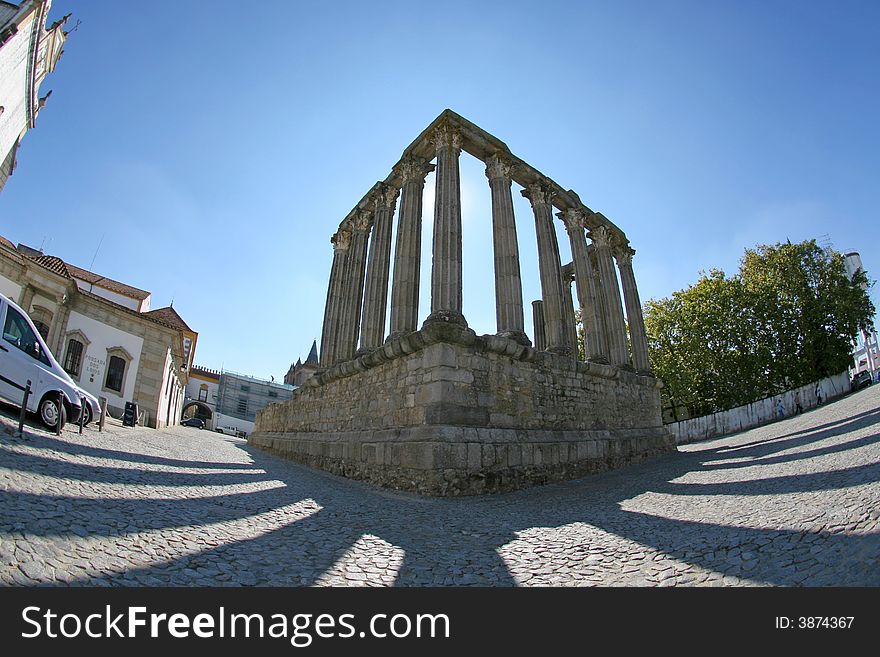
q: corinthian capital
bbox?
[332,229,352,252]
[560,208,587,233]
[589,225,614,249]
[396,156,433,186]
[485,152,513,182]
[378,183,400,210]
[353,209,373,233]
[613,245,635,267]
[431,122,462,153]
[521,182,552,208]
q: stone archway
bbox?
[182,401,213,422]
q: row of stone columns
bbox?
[318,122,652,373]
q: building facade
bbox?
[183,365,220,428]
[0,0,69,192]
[213,370,294,437]
[844,251,880,378]
[283,340,319,387]
[0,236,196,428]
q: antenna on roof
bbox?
[87,233,105,287]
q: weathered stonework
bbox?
[251,324,673,495]
[252,109,674,496]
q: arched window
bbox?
[63,339,84,377]
[105,356,126,392]
[29,306,53,341]
[102,346,133,397]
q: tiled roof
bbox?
[31,254,72,278]
[144,306,194,332]
[66,262,151,300]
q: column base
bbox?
[496,330,532,346]
[422,310,468,329]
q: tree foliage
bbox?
[645,240,876,418]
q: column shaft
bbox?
[591,226,630,366]
[522,183,568,354]
[336,213,371,362]
[389,157,433,337]
[561,264,579,358]
[360,185,400,350]
[319,230,351,366]
[486,153,528,344]
[426,123,466,326]
[617,248,651,372]
[562,209,606,362]
[532,300,546,351]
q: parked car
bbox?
[0,292,82,430]
[181,417,205,429]
[215,425,239,436]
[851,370,873,391]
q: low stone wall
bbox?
[251,323,675,495]
[667,371,850,444]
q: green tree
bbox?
[645,240,875,417]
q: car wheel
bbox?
[81,403,93,426]
[39,396,67,431]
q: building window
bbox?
[102,346,133,397]
[241,385,250,392]
[33,320,50,340]
[237,397,248,415]
[63,339,84,377]
[29,306,53,341]
[198,384,208,402]
[105,356,126,393]
[268,391,278,398]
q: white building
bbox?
[0,235,197,428]
[844,251,880,378]
[0,0,69,192]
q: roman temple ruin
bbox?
[249,109,675,495]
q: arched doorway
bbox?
[181,401,213,423]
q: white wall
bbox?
[212,413,254,437]
[64,311,143,410]
[73,278,146,311]
[0,272,22,301]
[668,371,851,444]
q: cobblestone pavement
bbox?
[1,385,878,587]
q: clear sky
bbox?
[2,0,878,380]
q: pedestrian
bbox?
[776,399,784,419]
[816,385,823,406]
[794,390,803,415]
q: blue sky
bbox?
[2,0,878,380]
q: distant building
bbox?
[213,370,295,436]
[283,340,319,387]
[0,0,70,192]
[183,365,220,428]
[0,236,196,427]
[844,251,879,377]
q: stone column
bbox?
[486,152,528,344]
[319,229,351,367]
[561,208,606,362]
[18,285,35,313]
[560,263,579,358]
[424,123,467,328]
[532,300,546,351]
[389,156,434,338]
[615,245,651,372]
[359,184,400,351]
[591,225,630,367]
[522,182,568,355]
[336,210,372,362]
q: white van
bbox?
[0,292,83,430]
